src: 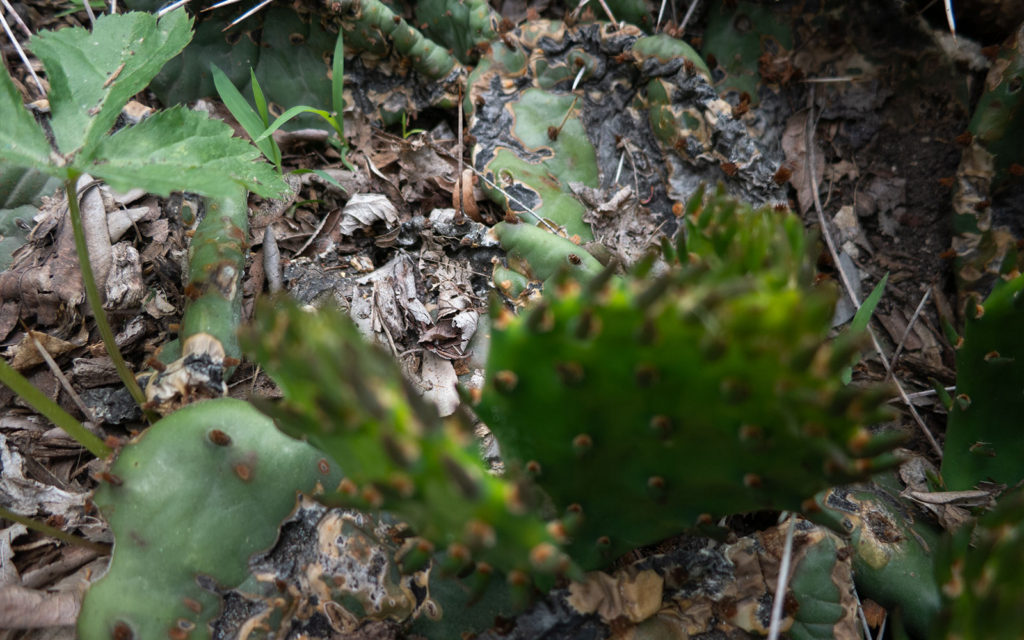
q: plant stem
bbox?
[0,506,110,554]
[0,357,111,458]
[64,177,147,410]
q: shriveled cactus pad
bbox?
[475,188,900,569]
[467,20,785,239]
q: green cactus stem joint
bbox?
[942,272,1024,491]
[138,190,248,413]
[240,298,575,593]
[935,487,1024,640]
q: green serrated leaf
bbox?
[29,9,192,159]
[0,167,61,209]
[87,106,288,199]
[0,69,57,174]
[0,205,36,270]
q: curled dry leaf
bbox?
[338,193,400,237]
[781,111,824,215]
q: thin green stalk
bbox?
[64,177,147,410]
[0,356,111,458]
[0,505,110,554]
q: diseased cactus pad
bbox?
[468,20,785,240]
[475,189,900,569]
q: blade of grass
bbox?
[841,273,888,385]
[331,30,345,124]
[0,356,110,458]
[0,506,110,554]
[330,29,353,168]
[248,71,281,169]
[291,168,346,193]
[250,68,271,126]
[850,273,888,333]
[254,105,341,142]
[211,64,281,171]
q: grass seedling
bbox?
[212,65,284,172]
[841,272,888,384]
[401,111,426,139]
[249,28,355,171]
[213,65,348,192]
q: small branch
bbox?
[888,287,931,378]
[767,514,796,640]
[0,5,46,95]
[28,329,96,422]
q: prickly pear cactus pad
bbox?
[951,22,1024,303]
[414,0,497,64]
[241,298,573,585]
[941,272,1024,490]
[475,188,899,570]
[935,487,1024,640]
[78,398,340,640]
[815,483,942,639]
[467,20,785,240]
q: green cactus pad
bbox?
[414,0,497,64]
[241,298,573,586]
[701,1,794,106]
[935,487,1024,640]
[143,17,259,106]
[967,24,1024,188]
[787,523,859,640]
[78,398,339,640]
[942,272,1024,490]
[493,220,605,285]
[566,0,654,31]
[475,188,899,569]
